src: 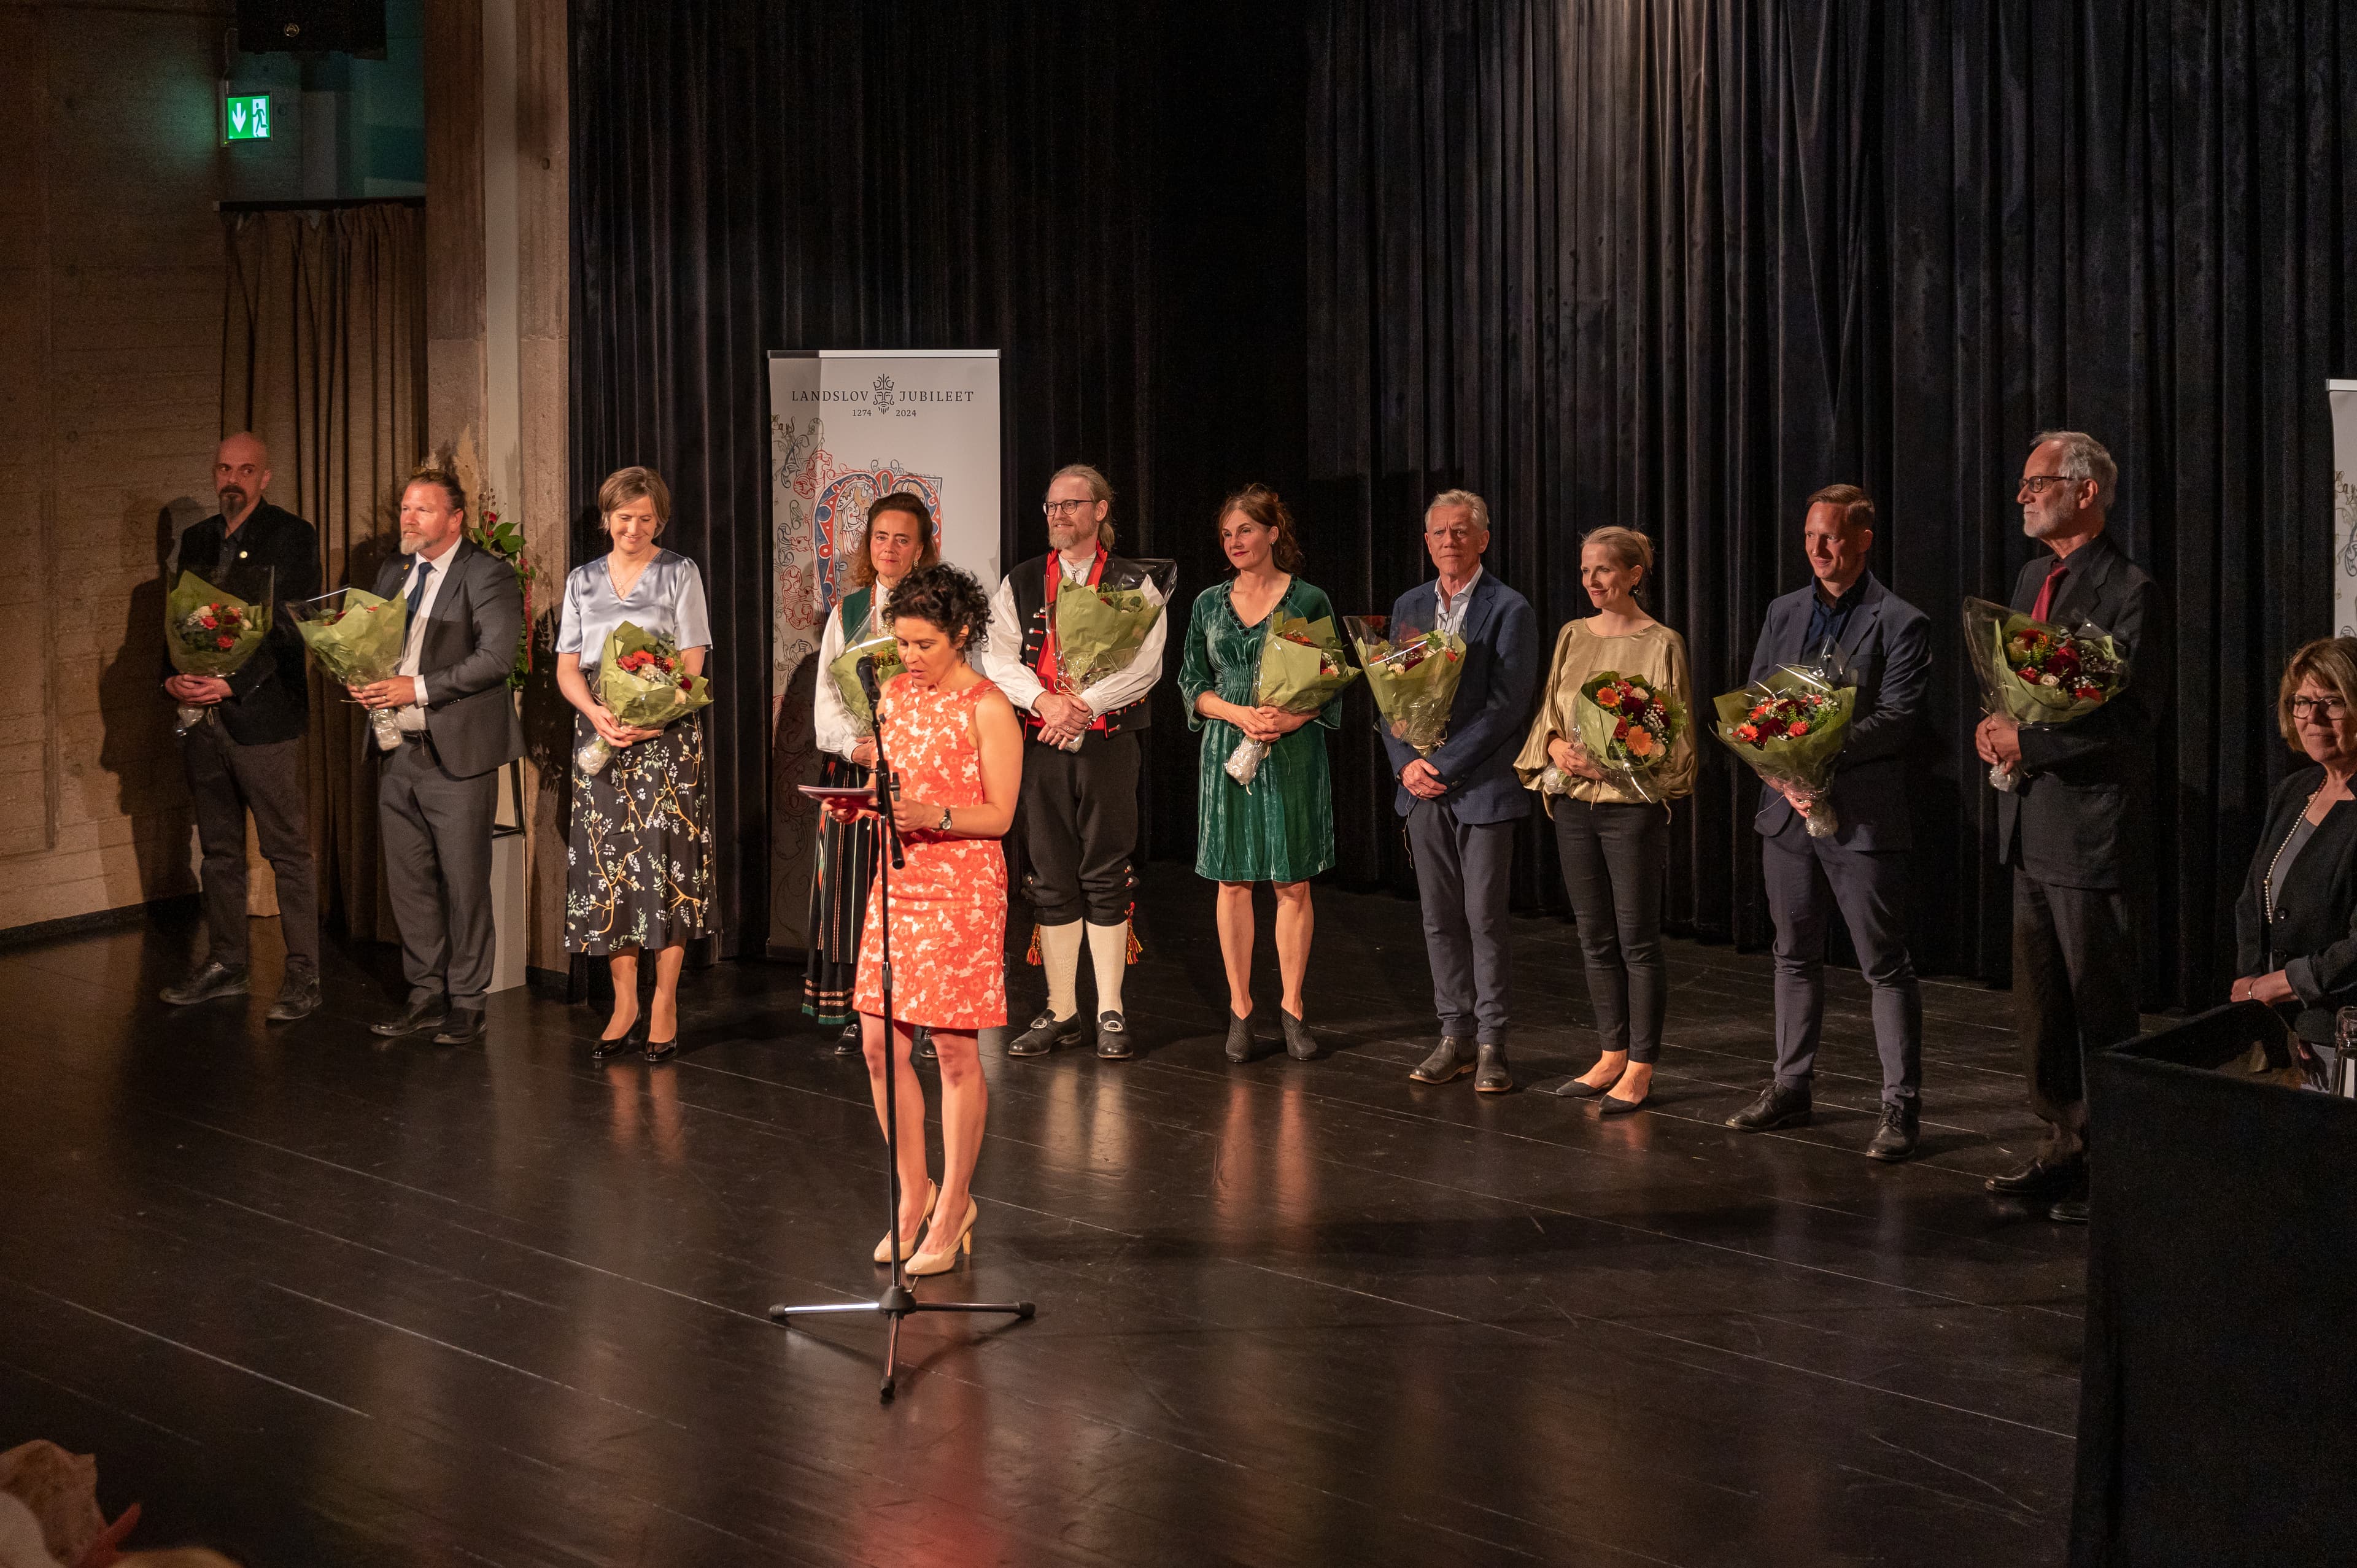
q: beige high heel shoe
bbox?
[873,1181,939,1264]
[904,1197,979,1278]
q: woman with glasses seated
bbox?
[2231,637,2357,1086]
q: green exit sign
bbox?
[223,95,271,142]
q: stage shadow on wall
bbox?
[93,500,213,919]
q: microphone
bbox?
[856,654,883,713]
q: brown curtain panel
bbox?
[221,203,428,944]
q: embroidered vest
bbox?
[1008,550,1153,735]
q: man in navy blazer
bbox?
[1382,489,1540,1092]
[1724,485,1930,1160]
[1975,431,2167,1224]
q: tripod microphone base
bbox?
[771,1281,1037,1400]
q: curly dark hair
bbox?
[887,561,991,655]
[1218,482,1302,572]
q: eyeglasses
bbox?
[2291,696,2350,720]
[2018,474,2081,496]
[1043,499,1097,519]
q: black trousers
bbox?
[1762,830,1922,1103]
[1020,728,1140,926]
[182,719,319,973]
[2013,872,2140,1161]
[379,738,500,1007]
[1552,800,1667,1063]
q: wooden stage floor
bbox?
[1,867,2093,1567]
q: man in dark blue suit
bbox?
[1382,490,1540,1092]
[1724,485,1931,1159]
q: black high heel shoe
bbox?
[594,1014,648,1058]
[1280,1008,1317,1061]
[644,1035,678,1063]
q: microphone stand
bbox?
[770,658,1035,1401]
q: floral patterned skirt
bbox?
[565,711,716,954]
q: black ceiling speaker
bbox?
[236,1,387,55]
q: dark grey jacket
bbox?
[2235,767,2357,1045]
[367,538,525,779]
[1994,531,2169,889]
[1746,572,1930,852]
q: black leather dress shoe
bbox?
[372,994,450,1038]
[1473,1042,1512,1094]
[2047,1197,2090,1224]
[1726,1082,1814,1131]
[834,1020,862,1057]
[1409,1037,1473,1084]
[161,961,249,1006]
[266,970,322,1023]
[1280,1009,1317,1062]
[1865,1102,1921,1162]
[1984,1154,2085,1197]
[431,1007,487,1046]
[1008,1010,1080,1057]
[1095,1010,1134,1059]
[1223,1010,1259,1063]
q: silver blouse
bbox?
[556,550,713,670]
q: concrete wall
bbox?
[0,1,313,930]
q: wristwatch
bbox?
[937,806,953,833]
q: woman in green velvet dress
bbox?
[1177,484,1341,1066]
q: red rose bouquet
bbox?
[1711,663,1858,838]
[164,570,273,735]
[1960,598,2129,792]
[576,621,714,776]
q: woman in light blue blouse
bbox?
[555,466,715,1061]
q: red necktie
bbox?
[2031,563,2067,623]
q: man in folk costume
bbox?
[982,464,1169,1060]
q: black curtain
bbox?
[1308,0,2357,1004]
[570,0,1310,956]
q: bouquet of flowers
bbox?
[289,587,411,751]
[1960,597,2129,792]
[1543,671,1687,804]
[1344,613,1466,756]
[164,570,273,735]
[1711,663,1857,838]
[826,629,906,736]
[576,621,714,776]
[1048,558,1178,753]
[1223,614,1361,790]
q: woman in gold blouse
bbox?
[1512,527,1696,1113]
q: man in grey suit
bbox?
[350,463,525,1046]
[1725,485,1932,1160]
[1975,431,2167,1224]
[1383,489,1541,1093]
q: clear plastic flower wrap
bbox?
[1344,611,1465,756]
[289,586,407,751]
[1711,661,1857,838]
[575,621,714,776]
[1048,558,1178,753]
[1960,597,2128,792]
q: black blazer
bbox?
[2235,767,2357,1045]
[367,538,525,779]
[167,501,322,746]
[1746,573,1930,852]
[1992,531,2170,889]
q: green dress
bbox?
[1177,577,1342,883]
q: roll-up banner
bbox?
[765,349,1004,951]
[2334,380,2357,636]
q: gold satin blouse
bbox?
[1512,617,1698,810]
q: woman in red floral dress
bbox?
[824,563,1023,1275]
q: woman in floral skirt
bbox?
[555,466,715,1062]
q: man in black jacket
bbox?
[1975,430,2169,1224]
[160,433,323,1021]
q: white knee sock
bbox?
[1086,920,1129,1016]
[1040,921,1083,1020]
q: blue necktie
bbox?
[406,560,430,622]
